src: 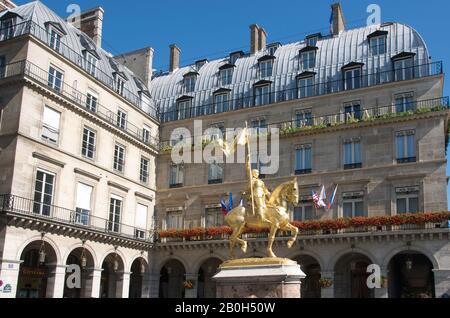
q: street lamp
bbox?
[38,233,46,264]
[405,242,413,271]
[113,247,119,272]
[80,241,87,269]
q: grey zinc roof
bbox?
[151,22,431,117]
[0,1,154,114]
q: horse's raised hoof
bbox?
[287,240,295,249]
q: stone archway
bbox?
[387,251,435,298]
[197,258,222,298]
[334,252,374,298]
[293,255,322,298]
[129,257,148,298]
[16,241,57,298]
[63,247,95,298]
[100,253,125,298]
[159,259,186,298]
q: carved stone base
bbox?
[213,258,306,298]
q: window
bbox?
[254,84,270,106]
[135,204,148,239]
[268,45,278,56]
[75,183,92,226]
[293,202,314,221]
[214,93,229,113]
[177,99,192,120]
[113,144,125,172]
[142,125,151,144]
[220,68,233,86]
[295,145,312,175]
[296,110,313,127]
[301,51,316,69]
[395,93,414,113]
[394,58,413,81]
[344,138,362,169]
[208,161,223,184]
[108,195,122,233]
[205,208,224,228]
[86,91,98,112]
[306,36,319,47]
[170,164,184,188]
[370,36,386,55]
[344,101,362,121]
[298,76,314,98]
[115,76,125,95]
[42,106,61,144]
[81,127,96,159]
[259,60,273,78]
[140,157,150,184]
[85,52,97,76]
[116,109,127,129]
[0,55,5,78]
[344,68,361,90]
[396,130,416,163]
[48,66,63,92]
[343,194,365,218]
[184,75,196,93]
[229,51,243,65]
[33,170,55,217]
[251,117,267,130]
[396,187,419,214]
[166,211,183,230]
[170,131,187,147]
[2,18,14,39]
[49,30,62,52]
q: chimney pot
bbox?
[169,44,181,73]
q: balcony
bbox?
[159,60,444,122]
[0,194,155,248]
[0,60,159,151]
[0,20,158,120]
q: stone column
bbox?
[184,273,198,299]
[47,265,67,298]
[433,269,450,298]
[148,273,160,298]
[87,268,102,298]
[320,271,335,299]
[141,274,151,298]
[0,259,22,298]
[120,272,131,298]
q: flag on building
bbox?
[313,186,327,209]
[328,185,338,209]
[220,199,228,216]
[228,192,233,212]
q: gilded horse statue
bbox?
[224,177,300,259]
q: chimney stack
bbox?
[250,24,260,55]
[258,27,267,52]
[67,7,104,48]
[169,44,181,72]
[0,0,16,12]
[331,3,345,36]
[114,47,154,88]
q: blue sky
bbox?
[15,0,450,208]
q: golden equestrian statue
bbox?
[223,126,299,259]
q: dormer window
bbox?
[183,71,198,93]
[297,72,316,98]
[342,62,364,91]
[2,18,14,40]
[176,96,194,120]
[219,64,234,86]
[195,59,207,71]
[49,29,62,51]
[45,22,67,53]
[368,30,388,56]
[114,74,126,95]
[85,52,98,76]
[267,43,281,56]
[254,80,272,106]
[258,56,275,78]
[229,51,244,65]
[306,33,321,47]
[214,88,231,113]
[392,52,416,82]
[299,46,318,70]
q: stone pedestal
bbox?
[213,258,306,298]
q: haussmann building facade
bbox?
[0,1,449,299]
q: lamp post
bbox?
[80,241,87,269]
[38,233,46,264]
[113,247,119,272]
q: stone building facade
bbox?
[0,2,158,298]
[150,4,450,298]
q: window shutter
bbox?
[76,183,93,210]
[43,106,61,129]
[136,204,148,229]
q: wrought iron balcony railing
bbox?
[0,194,155,243]
[0,60,159,149]
[158,60,444,122]
[0,20,158,120]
